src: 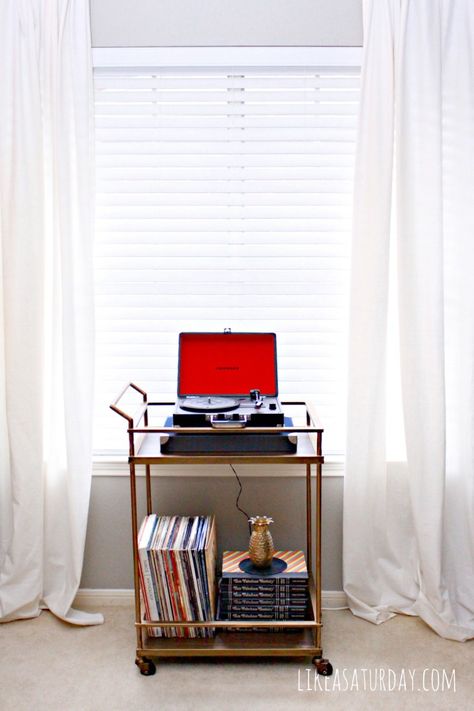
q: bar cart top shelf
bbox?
[133,430,322,465]
[110,383,324,465]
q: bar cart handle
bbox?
[110,382,148,427]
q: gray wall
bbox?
[81,474,344,590]
[91,0,362,47]
[84,0,360,591]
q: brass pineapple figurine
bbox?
[248,516,275,568]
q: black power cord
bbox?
[229,464,251,534]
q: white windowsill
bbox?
[92,456,345,477]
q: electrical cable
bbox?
[230,464,251,534]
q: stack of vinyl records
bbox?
[137,514,216,638]
[218,550,309,630]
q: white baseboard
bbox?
[74,588,347,610]
[74,589,135,607]
[320,590,348,610]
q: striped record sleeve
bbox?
[222,550,307,578]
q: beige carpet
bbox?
[1,604,472,711]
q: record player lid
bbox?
[178,332,278,397]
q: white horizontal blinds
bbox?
[94,66,359,454]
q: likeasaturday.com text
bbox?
[297,667,456,693]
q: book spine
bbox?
[175,519,195,638]
[219,603,308,612]
[169,549,187,638]
[220,588,307,600]
[188,548,206,637]
[138,545,162,637]
[175,548,196,639]
[192,547,208,635]
[150,548,169,638]
[220,578,307,587]
[155,549,174,638]
[220,588,308,602]
[147,549,163,623]
[183,549,203,637]
[137,555,161,637]
[198,548,210,617]
[137,548,154,617]
[224,626,289,633]
[204,517,217,634]
[164,549,182,637]
[199,548,212,638]
[218,611,307,620]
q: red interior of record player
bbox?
[178,333,278,396]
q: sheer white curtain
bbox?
[344,0,474,641]
[0,0,102,625]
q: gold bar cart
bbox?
[111,383,333,677]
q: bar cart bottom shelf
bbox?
[135,629,332,675]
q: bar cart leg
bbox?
[312,657,333,676]
[312,454,333,676]
[306,463,312,581]
[315,459,322,650]
[305,390,313,578]
[143,407,153,515]
[145,464,152,515]
[129,462,145,657]
[135,656,156,676]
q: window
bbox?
[93,49,360,457]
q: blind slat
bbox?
[96,218,351,232]
[95,89,359,103]
[96,153,355,167]
[96,140,355,155]
[96,105,358,119]
[94,75,360,91]
[97,165,354,180]
[95,243,347,258]
[96,180,352,194]
[96,127,356,141]
[97,195,352,209]
[95,280,347,296]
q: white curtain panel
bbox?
[344,0,474,641]
[0,0,102,625]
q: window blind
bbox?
[94,66,359,455]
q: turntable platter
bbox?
[179,397,239,413]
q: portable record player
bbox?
[160,331,296,454]
[174,332,284,427]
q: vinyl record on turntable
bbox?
[179,396,239,413]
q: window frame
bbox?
[92,47,362,70]
[91,46,362,476]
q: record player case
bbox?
[110,383,333,677]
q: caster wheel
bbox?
[135,657,156,676]
[312,657,333,676]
